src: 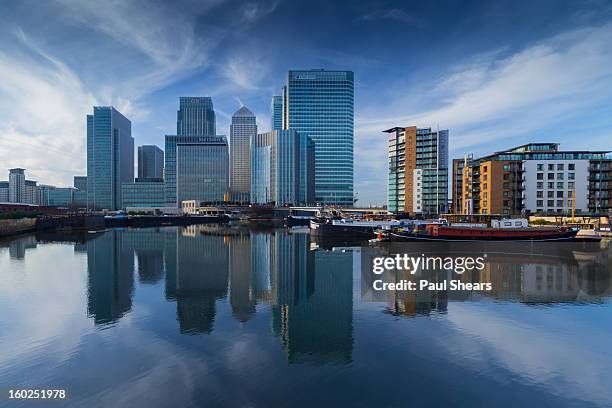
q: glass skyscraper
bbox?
[176,97,215,137]
[270,95,283,131]
[137,145,164,181]
[87,106,134,211]
[285,70,354,206]
[251,129,314,206]
[230,106,256,202]
[176,137,228,203]
[165,97,227,206]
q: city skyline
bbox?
[1,1,612,205]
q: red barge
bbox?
[385,223,600,242]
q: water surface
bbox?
[1,226,611,407]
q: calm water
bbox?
[1,226,611,407]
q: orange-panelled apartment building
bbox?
[385,126,449,215]
[461,159,523,216]
[454,143,611,216]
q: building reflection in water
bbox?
[2,235,38,260]
[8,226,612,369]
[85,228,167,325]
[123,229,166,285]
[362,241,612,318]
[229,231,255,322]
[166,225,230,334]
[162,226,355,363]
[86,231,134,325]
[274,240,354,364]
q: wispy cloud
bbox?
[445,304,612,405]
[356,8,423,27]
[354,23,612,204]
[0,0,225,186]
[218,52,269,91]
[55,0,225,115]
[240,1,279,23]
[0,30,96,185]
[359,24,612,139]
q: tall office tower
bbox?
[166,134,229,205]
[251,129,315,206]
[0,181,8,202]
[229,106,257,203]
[176,96,215,137]
[281,85,288,130]
[74,176,87,191]
[165,97,224,206]
[176,135,228,203]
[86,106,134,211]
[270,95,283,131]
[285,70,354,206]
[8,168,26,203]
[137,145,164,181]
[384,126,449,215]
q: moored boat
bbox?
[309,218,407,240]
[382,223,601,242]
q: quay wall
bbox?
[0,218,37,237]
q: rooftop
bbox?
[233,106,255,117]
[468,143,611,163]
[495,143,559,154]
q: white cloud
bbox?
[444,303,612,405]
[355,23,612,204]
[0,33,96,185]
[55,0,225,111]
[218,52,270,91]
[0,0,224,186]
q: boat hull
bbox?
[309,220,377,239]
[286,216,313,227]
[386,230,599,243]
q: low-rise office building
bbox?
[0,181,8,202]
[181,200,227,216]
[121,180,165,210]
[48,188,76,208]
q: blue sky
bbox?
[0,0,611,205]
